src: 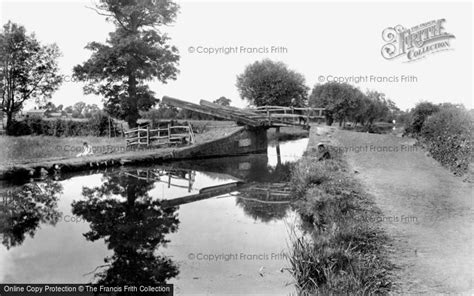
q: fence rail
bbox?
[125,122,195,148]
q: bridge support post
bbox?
[243,126,268,154]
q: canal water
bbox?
[0,138,308,295]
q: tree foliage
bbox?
[236,59,308,107]
[309,82,363,126]
[405,101,440,134]
[309,82,398,126]
[404,103,473,176]
[0,21,62,133]
[73,0,180,128]
[213,96,231,106]
[420,105,472,175]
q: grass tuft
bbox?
[288,142,393,295]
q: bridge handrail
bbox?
[253,106,325,112]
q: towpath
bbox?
[318,128,474,294]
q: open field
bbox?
[0,120,308,167]
[0,126,240,166]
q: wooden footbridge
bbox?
[162,96,325,128]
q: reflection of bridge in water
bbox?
[123,168,196,192]
[122,152,296,209]
[160,181,294,208]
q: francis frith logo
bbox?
[381,19,455,62]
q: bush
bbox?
[7,112,121,137]
[404,102,440,135]
[420,106,473,175]
[6,120,32,136]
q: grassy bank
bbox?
[288,126,392,295]
[0,126,240,166]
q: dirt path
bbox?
[332,129,473,295]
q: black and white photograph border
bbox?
[0,0,472,295]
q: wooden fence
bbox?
[124,122,195,148]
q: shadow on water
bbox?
[0,138,308,292]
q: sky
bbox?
[0,0,472,111]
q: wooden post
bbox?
[137,128,141,147]
[147,126,150,146]
[187,122,195,144]
[188,171,192,193]
[167,123,171,145]
[276,136,281,166]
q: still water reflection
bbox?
[0,138,308,295]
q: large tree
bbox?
[73,0,180,128]
[0,21,62,133]
[309,82,363,126]
[236,59,308,107]
[364,90,390,125]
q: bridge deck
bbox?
[162,96,324,128]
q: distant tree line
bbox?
[40,102,101,119]
[308,82,401,127]
[6,112,120,137]
[235,60,404,128]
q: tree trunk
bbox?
[325,115,333,126]
[6,111,13,135]
[127,74,139,128]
